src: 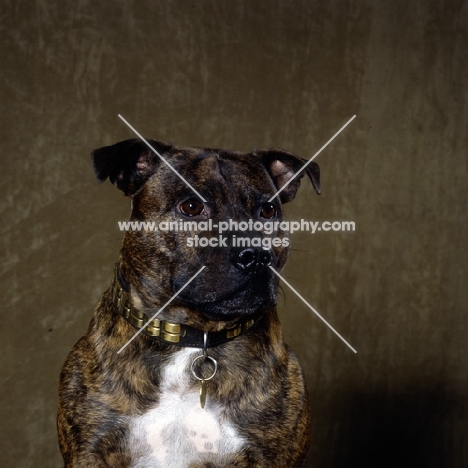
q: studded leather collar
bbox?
[110,264,261,348]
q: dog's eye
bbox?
[260,202,277,219]
[180,199,205,217]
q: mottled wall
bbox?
[1,1,467,467]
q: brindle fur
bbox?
[58,139,320,467]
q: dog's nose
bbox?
[231,248,272,274]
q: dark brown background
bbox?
[1,1,467,467]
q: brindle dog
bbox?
[58,139,320,468]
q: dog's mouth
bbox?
[178,288,275,320]
[173,267,278,321]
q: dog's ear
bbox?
[256,149,320,203]
[91,139,172,196]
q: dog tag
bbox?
[200,379,207,409]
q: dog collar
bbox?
[110,265,260,348]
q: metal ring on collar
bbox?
[190,355,218,382]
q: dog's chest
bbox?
[128,348,244,467]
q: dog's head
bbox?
[92,139,320,327]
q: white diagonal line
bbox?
[269,266,357,353]
[118,114,207,202]
[268,115,356,202]
[117,266,206,354]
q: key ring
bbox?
[190,354,218,381]
[191,331,218,381]
[191,332,217,409]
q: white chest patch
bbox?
[128,348,245,468]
